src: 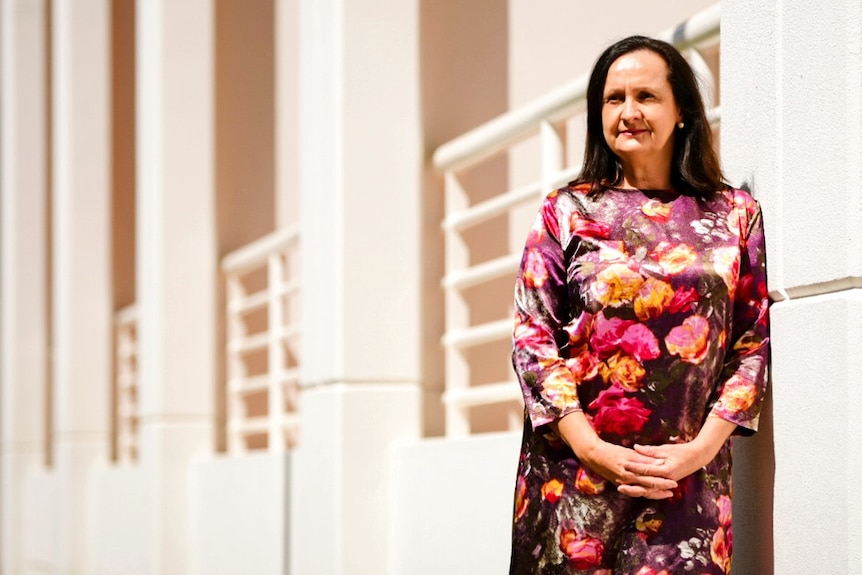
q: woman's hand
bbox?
[623,416,738,483]
[579,440,678,499]
[552,411,678,499]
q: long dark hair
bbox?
[575,35,726,198]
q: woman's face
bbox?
[601,50,682,172]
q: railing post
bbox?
[540,120,564,195]
[443,170,471,437]
[267,253,285,452]
[686,47,716,110]
[226,274,246,454]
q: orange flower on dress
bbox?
[591,263,645,307]
[514,476,529,522]
[559,530,604,570]
[716,375,757,412]
[540,367,579,410]
[641,199,673,222]
[541,478,564,503]
[634,508,664,539]
[711,526,731,573]
[599,352,646,392]
[711,247,740,300]
[634,277,676,321]
[567,349,600,384]
[523,248,549,288]
[651,242,697,275]
[574,466,607,495]
[665,315,710,364]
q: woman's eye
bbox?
[639,92,655,100]
[605,95,623,103]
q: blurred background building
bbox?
[1,0,860,574]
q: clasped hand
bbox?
[580,440,707,500]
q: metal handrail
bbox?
[433,3,720,172]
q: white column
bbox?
[292,0,422,573]
[0,0,49,572]
[50,0,112,572]
[275,0,300,229]
[136,0,215,573]
[723,1,862,573]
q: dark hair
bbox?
[575,35,726,198]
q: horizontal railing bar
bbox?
[442,382,521,408]
[228,332,269,354]
[221,226,299,273]
[117,373,136,390]
[227,368,301,395]
[707,105,721,125]
[443,253,521,291]
[433,3,719,172]
[443,165,582,233]
[228,415,301,436]
[114,304,138,325]
[228,290,269,314]
[770,276,862,302]
[227,280,301,316]
[442,318,511,349]
[228,373,269,394]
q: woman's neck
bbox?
[618,157,673,190]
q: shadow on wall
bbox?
[732,379,775,575]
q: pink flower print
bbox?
[590,311,635,358]
[559,530,604,570]
[620,323,661,362]
[523,248,549,288]
[667,286,700,314]
[571,213,611,239]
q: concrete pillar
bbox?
[722,1,862,573]
[136,0,215,573]
[291,0,422,573]
[274,0,299,229]
[49,0,112,572]
[0,0,49,572]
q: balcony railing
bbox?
[433,3,721,436]
[113,304,139,463]
[222,227,301,453]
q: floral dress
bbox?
[509,184,770,575]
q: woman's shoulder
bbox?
[717,186,759,207]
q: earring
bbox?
[677,121,685,129]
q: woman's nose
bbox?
[621,98,640,121]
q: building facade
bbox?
[1,0,861,574]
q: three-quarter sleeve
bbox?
[709,194,771,433]
[511,192,582,430]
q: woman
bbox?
[509,36,770,574]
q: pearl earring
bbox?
[677,121,685,129]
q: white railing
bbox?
[433,4,721,436]
[114,304,139,463]
[222,227,301,453]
